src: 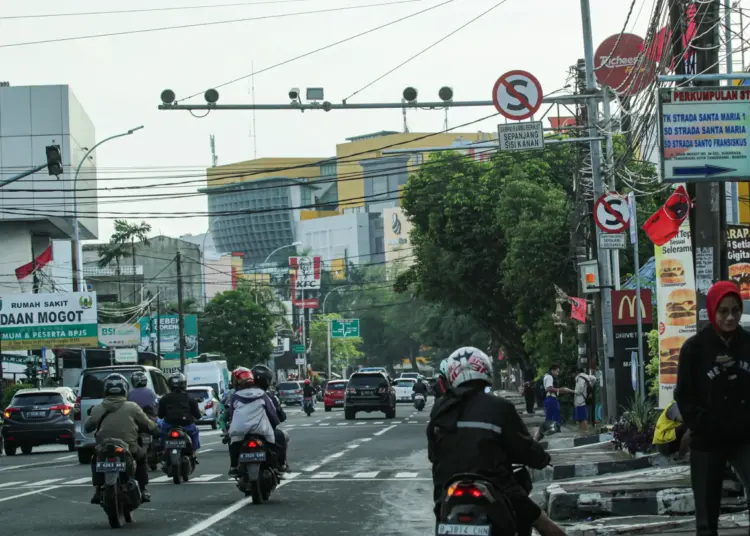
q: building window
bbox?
[375,236,384,253]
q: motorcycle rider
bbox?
[302,378,316,408]
[251,364,290,471]
[427,347,565,536]
[412,377,429,401]
[157,373,202,459]
[219,367,249,434]
[226,369,281,476]
[433,359,450,400]
[85,373,159,504]
[127,371,159,417]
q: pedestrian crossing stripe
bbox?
[3,470,434,488]
[282,421,426,429]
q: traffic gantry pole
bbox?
[327,318,332,380]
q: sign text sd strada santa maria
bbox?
[0,292,98,350]
[493,70,545,152]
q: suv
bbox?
[74,365,170,464]
[2,387,77,456]
[277,381,304,406]
[344,372,396,420]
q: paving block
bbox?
[561,511,749,535]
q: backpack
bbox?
[579,375,594,406]
[536,377,547,400]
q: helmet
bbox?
[439,359,449,378]
[251,364,274,391]
[445,346,492,389]
[103,373,129,397]
[304,379,311,385]
[131,371,148,389]
[231,367,250,389]
[168,372,187,392]
[235,369,255,390]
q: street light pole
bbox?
[72,125,144,291]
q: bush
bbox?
[612,396,659,455]
[2,383,34,410]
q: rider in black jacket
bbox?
[158,373,202,456]
[428,347,564,536]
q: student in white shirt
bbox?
[543,365,573,425]
[573,369,597,433]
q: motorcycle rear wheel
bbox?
[172,465,182,485]
[105,487,125,529]
[251,480,263,504]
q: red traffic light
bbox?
[45,145,62,176]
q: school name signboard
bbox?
[0,292,99,350]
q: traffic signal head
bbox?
[46,145,62,176]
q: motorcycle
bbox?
[303,397,315,416]
[413,393,426,411]
[94,438,142,529]
[234,433,280,503]
[162,427,196,484]
[435,466,533,535]
[141,407,161,471]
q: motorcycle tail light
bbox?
[170,430,180,438]
[448,483,484,498]
[114,447,124,454]
[247,439,262,448]
[458,515,473,522]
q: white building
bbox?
[0,85,97,292]
[297,213,373,268]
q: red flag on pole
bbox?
[641,185,691,246]
[15,245,53,281]
[570,297,587,323]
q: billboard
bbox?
[138,314,199,360]
[289,256,322,290]
[98,324,140,348]
[383,207,414,268]
[0,292,98,350]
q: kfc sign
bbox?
[289,256,322,290]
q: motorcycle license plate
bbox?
[96,461,126,473]
[141,436,152,444]
[437,525,490,536]
[239,451,266,462]
[164,439,186,448]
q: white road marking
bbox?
[311,472,339,478]
[300,424,313,427]
[54,454,76,461]
[360,437,372,442]
[200,448,214,453]
[337,423,348,426]
[0,486,60,503]
[374,421,384,424]
[171,480,291,536]
[24,478,62,487]
[395,472,419,478]
[0,459,76,472]
[319,423,330,426]
[373,425,397,436]
[328,452,344,458]
[0,481,26,489]
[302,465,321,472]
[356,422,366,425]
[281,472,301,480]
[191,474,222,482]
[150,475,171,483]
[408,421,418,424]
[346,444,359,449]
[67,477,91,484]
[353,472,379,478]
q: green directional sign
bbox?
[331,318,360,338]
[292,344,305,354]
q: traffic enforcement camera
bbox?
[45,145,62,176]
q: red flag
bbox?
[570,297,587,323]
[642,185,691,246]
[15,245,53,281]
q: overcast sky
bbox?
[0,0,655,242]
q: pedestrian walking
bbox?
[542,365,573,426]
[675,280,750,536]
[573,368,596,433]
[522,380,536,414]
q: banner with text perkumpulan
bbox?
[0,292,98,350]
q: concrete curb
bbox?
[546,484,746,521]
[540,433,613,450]
[531,453,654,482]
[561,512,749,535]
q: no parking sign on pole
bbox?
[594,192,631,234]
[492,70,543,121]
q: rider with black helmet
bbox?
[127,371,159,417]
[84,373,159,504]
[157,373,202,457]
[250,364,289,471]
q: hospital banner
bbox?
[654,220,697,408]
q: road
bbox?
[0,402,436,535]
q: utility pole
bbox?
[691,0,725,327]
[176,253,186,372]
[327,318,332,380]
[580,0,617,420]
[156,287,162,364]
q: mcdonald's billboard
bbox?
[610,289,653,326]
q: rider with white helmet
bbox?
[427,347,560,536]
[433,358,451,399]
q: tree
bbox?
[97,242,130,302]
[308,313,363,374]
[198,290,274,370]
[108,219,152,303]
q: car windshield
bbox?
[278,382,300,391]
[12,393,64,406]
[394,380,415,387]
[188,391,210,402]
[80,368,141,399]
[326,382,347,391]
[349,375,386,388]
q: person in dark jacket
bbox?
[412,378,429,398]
[127,371,159,417]
[158,373,202,456]
[675,280,750,536]
[428,347,565,536]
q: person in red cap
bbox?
[675,280,750,535]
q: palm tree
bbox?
[110,220,152,303]
[96,242,130,302]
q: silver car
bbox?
[187,386,220,430]
[74,365,170,464]
[277,381,304,406]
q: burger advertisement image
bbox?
[727,225,750,301]
[654,220,697,408]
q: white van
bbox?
[184,361,230,397]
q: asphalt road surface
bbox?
[0,402,436,535]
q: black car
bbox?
[2,387,77,456]
[344,372,396,420]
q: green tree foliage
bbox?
[98,219,152,304]
[645,329,660,397]
[198,289,274,370]
[308,313,364,374]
